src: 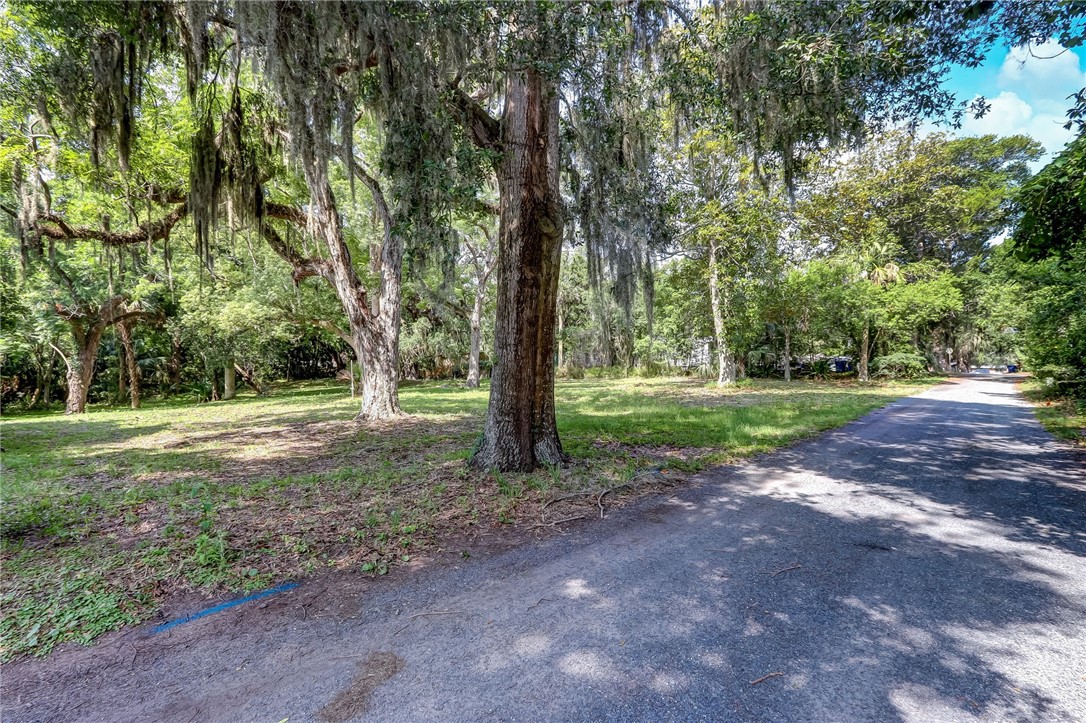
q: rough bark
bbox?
[43,351,53,404]
[117,344,127,402]
[470,69,564,472]
[117,320,140,408]
[57,297,150,414]
[271,161,403,421]
[65,338,101,414]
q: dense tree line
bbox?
[1,1,1083,470]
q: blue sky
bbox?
[933,40,1085,166]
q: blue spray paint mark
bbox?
[152,582,299,634]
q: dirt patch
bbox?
[318,651,406,722]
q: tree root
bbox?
[540,469,672,524]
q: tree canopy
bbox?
[2,0,1084,468]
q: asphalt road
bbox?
[6,376,1085,722]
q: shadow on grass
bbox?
[7,378,1080,720]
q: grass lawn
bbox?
[0,375,937,659]
[1020,378,1086,446]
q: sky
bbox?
[935,39,1085,168]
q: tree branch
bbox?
[38,202,189,247]
[48,341,71,372]
[447,84,502,153]
[349,162,393,238]
[258,220,332,284]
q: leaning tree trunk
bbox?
[471,69,564,472]
[303,164,403,421]
[467,287,485,388]
[117,321,140,409]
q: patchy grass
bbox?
[1020,378,1086,446]
[0,375,936,659]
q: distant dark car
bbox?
[1007,364,1018,373]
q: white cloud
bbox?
[960,91,1075,162]
[998,40,1086,101]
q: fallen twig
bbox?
[597,473,661,518]
[408,610,462,620]
[542,492,594,512]
[769,564,801,577]
[527,597,554,612]
[394,610,464,635]
[750,671,784,686]
[532,515,588,529]
[543,470,670,522]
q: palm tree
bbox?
[857,236,900,382]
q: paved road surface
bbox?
[5,377,1085,722]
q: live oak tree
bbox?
[4,0,1083,454]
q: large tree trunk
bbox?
[223,358,236,400]
[117,321,140,409]
[471,69,563,472]
[355,325,399,418]
[858,319,871,382]
[708,238,736,386]
[65,327,105,414]
[56,297,152,414]
[301,165,403,422]
[467,288,484,388]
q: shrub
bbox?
[556,363,585,380]
[872,352,928,379]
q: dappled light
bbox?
[1,0,1083,718]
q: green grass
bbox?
[1020,378,1086,445]
[0,375,937,659]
